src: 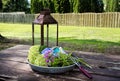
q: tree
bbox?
[31,0,43,13]
[42,0,55,13]
[72,0,94,13]
[106,0,119,12]
[3,0,30,13]
[69,0,74,12]
[48,0,55,13]
[73,0,80,13]
[79,0,91,12]
[53,0,70,13]
[31,0,104,13]
[0,0,2,11]
[118,0,120,12]
[31,0,55,14]
[61,0,70,13]
[53,0,59,13]
[91,0,104,12]
[74,0,104,13]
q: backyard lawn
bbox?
[0,23,120,54]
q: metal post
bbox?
[32,23,34,45]
[56,23,58,46]
[47,24,49,47]
[41,25,44,45]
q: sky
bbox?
[28,0,30,4]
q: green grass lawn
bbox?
[0,23,120,54]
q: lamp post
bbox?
[32,9,58,47]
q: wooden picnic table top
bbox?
[0,45,120,81]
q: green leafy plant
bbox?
[28,45,74,67]
[51,53,73,67]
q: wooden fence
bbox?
[0,12,120,27]
[0,13,35,24]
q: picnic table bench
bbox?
[0,45,120,81]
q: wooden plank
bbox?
[0,45,120,81]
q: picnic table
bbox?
[0,45,120,81]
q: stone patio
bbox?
[0,45,120,81]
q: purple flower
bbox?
[46,59,49,63]
[41,48,52,54]
[44,53,49,58]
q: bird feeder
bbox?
[32,9,58,47]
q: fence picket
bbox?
[0,12,119,27]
